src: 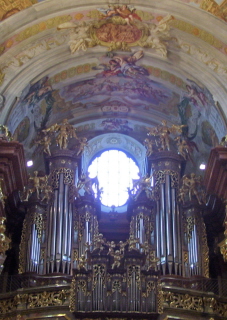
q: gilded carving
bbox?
[200,0,227,22]
[0,217,10,255]
[77,279,87,295]
[69,277,76,312]
[27,290,68,308]
[154,170,179,188]
[201,220,209,278]
[112,280,122,293]
[130,174,154,200]
[51,168,74,189]
[92,264,106,290]
[163,291,203,312]
[179,174,206,205]
[186,216,195,240]
[127,265,141,289]
[0,297,17,314]
[31,212,43,241]
[157,280,164,314]
[219,238,227,262]
[0,0,36,21]
[145,280,155,297]
[18,218,27,274]
[23,172,49,201]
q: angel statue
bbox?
[76,137,88,156]
[131,173,153,200]
[76,172,99,197]
[36,133,52,156]
[111,250,123,269]
[147,120,185,151]
[144,138,155,157]
[43,119,77,150]
[57,21,95,54]
[140,14,174,57]
[24,172,48,201]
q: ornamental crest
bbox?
[58,5,174,56]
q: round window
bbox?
[88,149,140,207]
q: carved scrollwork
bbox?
[187,216,195,240]
[112,280,122,293]
[51,168,74,189]
[201,220,209,278]
[18,218,27,274]
[145,280,155,297]
[127,265,141,290]
[27,290,68,308]
[163,291,203,312]
[157,280,164,314]
[31,212,43,241]
[92,264,106,290]
[154,170,179,188]
[69,277,76,312]
[77,279,87,295]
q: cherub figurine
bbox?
[111,250,123,269]
[119,240,127,255]
[24,171,47,200]
[41,184,53,203]
[93,233,105,254]
[179,173,205,205]
[76,137,88,156]
[144,138,155,157]
[77,172,99,196]
[132,174,153,200]
[36,133,52,156]
[107,240,116,256]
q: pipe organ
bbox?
[16,142,210,314]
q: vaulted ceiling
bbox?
[0,0,227,173]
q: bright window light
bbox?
[199,163,206,170]
[88,150,140,207]
[27,160,33,167]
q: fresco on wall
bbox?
[13,116,30,142]
[176,78,226,152]
[59,51,173,109]
[8,76,55,147]
[99,119,133,131]
[7,49,226,160]
[201,120,219,147]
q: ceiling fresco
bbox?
[0,0,227,174]
[1,0,227,23]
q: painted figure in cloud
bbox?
[22,76,53,108]
[97,4,142,25]
[96,50,149,78]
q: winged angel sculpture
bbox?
[58,21,95,53]
[140,14,174,57]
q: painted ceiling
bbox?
[0,0,227,174]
